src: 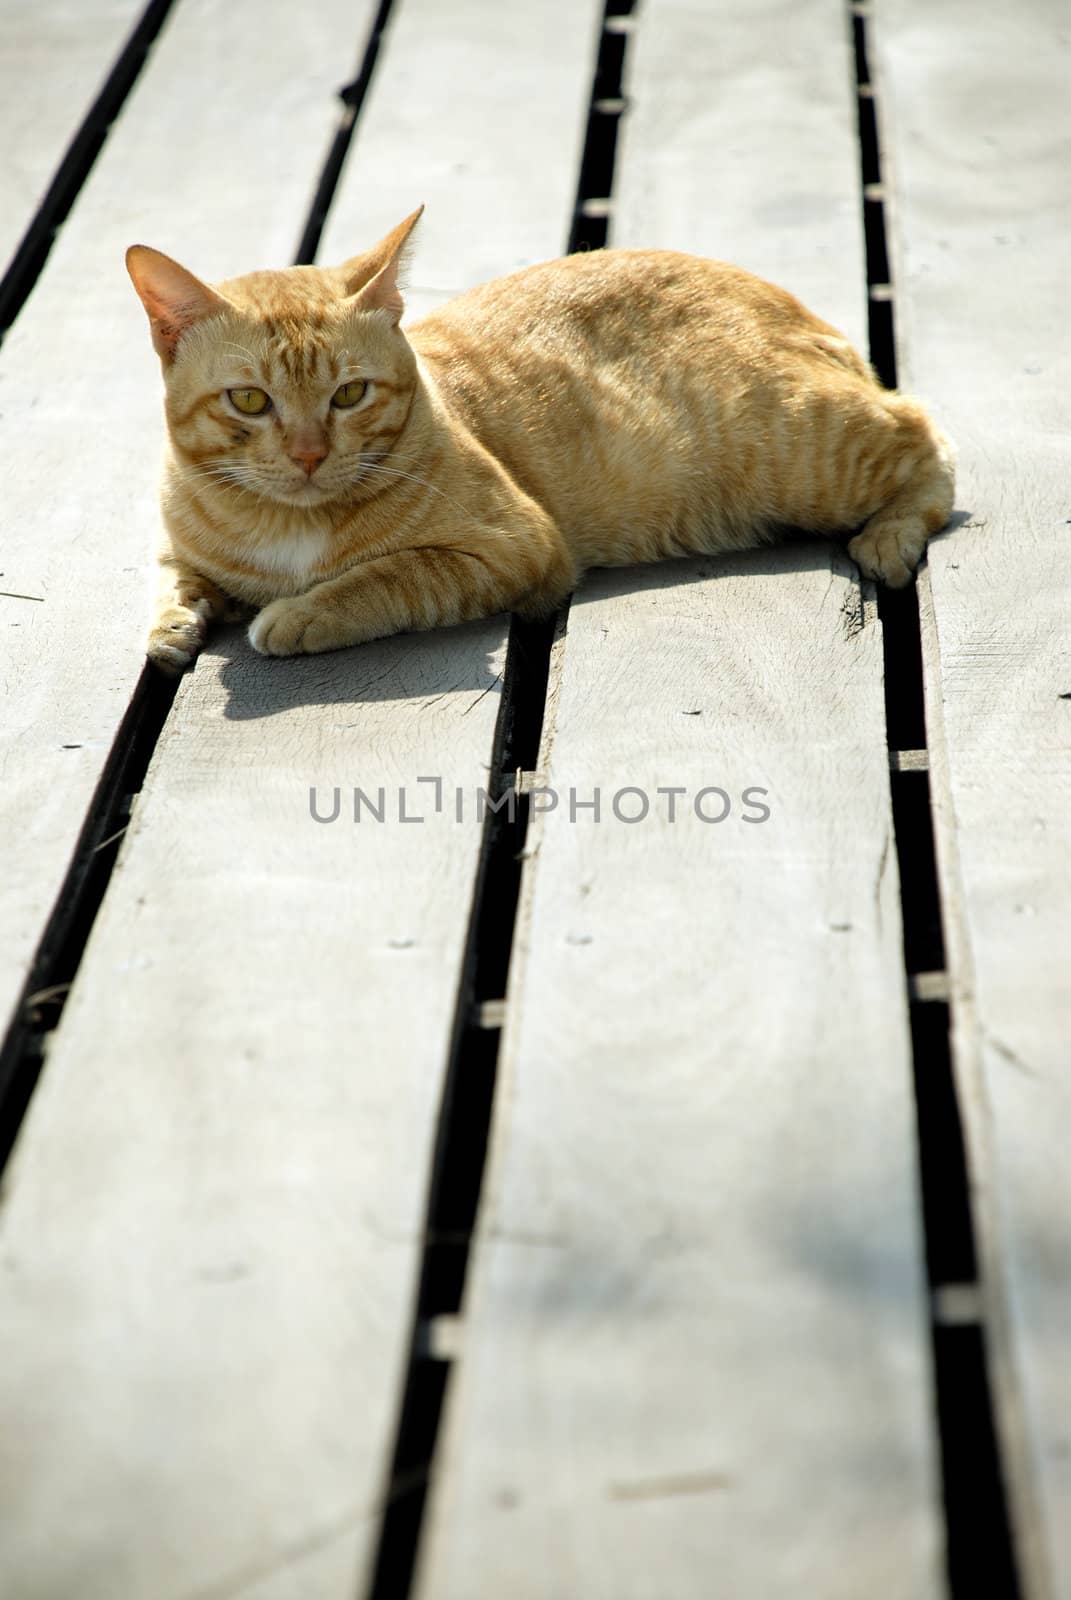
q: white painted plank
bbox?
[422,556,940,1600]
[0,626,505,1600]
[0,0,144,276]
[419,2,941,1594]
[610,0,867,342]
[0,1,605,1595]
[878,3,1071,1594]
[319,0,606,319]
[0,0,381,1593]
[0,0,366,1047]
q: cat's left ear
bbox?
[340,206,424,326]
[126,245,230,363]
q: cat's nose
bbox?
[288,442,328,477]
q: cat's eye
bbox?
[229,387,271,415]
[331,380,368,409]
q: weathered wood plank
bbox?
[318,0,606,321]
[418,2,941,1594]
[878,3,1071,1594]
[0,1,604,1595]
[0,0,145,277]
[0,0,379,1593]
[609,0,866,336]
[0,626,507,1600]
[0,0,369,1042]
[422,558,938,1600]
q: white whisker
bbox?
[355,461,474,520]
[361,450,435,468]
[178,462,259,501]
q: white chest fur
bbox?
[163,461,338,602]
[235,521,332,599]
[251,525,329,579]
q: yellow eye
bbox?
[331,380,368,409]
[229,387,270,415]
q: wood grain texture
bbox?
[611,0,868,343]
[0,1,604,1594]
[0,625,505,1599]
[421,553,939,1600]
[318,0,607,321]
[878,3,1071,1594]
[0,0,144,275]
[418,3,941,1594]
[0,0,378,1594]
[0,0,373,1041]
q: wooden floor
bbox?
[0,1,1067,1595]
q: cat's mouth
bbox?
[269,476,337,507]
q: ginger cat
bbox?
[127,208,954,672]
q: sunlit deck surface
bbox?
[1,1,1068,1595]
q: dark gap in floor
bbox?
[568,1,634,254]
[415,612,556,1315]
[851,11,870,94]
[364,608,545,1599]
[867,292,897,395]
[365,1359,450,1600]
[878,585,927,751]
[850,5,1022,1595]
[415,616,550,1310]
[594,16,628,96]
[0,0,177,341]
[470,617,555,1004]
[417,1027,500,1317]
[0,668,177,1172]
[935,1325,1022,1598]
[364,6,634,1596]
[0,2,400,1164]
[294,0,397,265]
[573,109,624,239]
[364,617,559,1600]
[864,194,890,287]
[909,1001,976,1285]
[853,22,896,384]
[890,770,946,974]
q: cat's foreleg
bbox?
[249,533,574,657]
[147,556,229,673]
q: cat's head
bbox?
[126,208,423,508]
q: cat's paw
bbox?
[847,522,927,589]
[248,597,343,656]
[147,601,210,674]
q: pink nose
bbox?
[289,444,328,476]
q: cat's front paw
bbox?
[248,597,344,656]
[147,602,210,674]
[847,522,926,589]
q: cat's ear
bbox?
[126,246,230,363]
[339,206,424,325]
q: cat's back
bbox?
[409,249,853,383]
[410,248,710,349]
[407,250,875,563]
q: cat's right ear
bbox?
[338,206,425,326]
[126,246,229,364]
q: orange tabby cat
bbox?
[127,207,954,672]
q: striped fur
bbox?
[127,211,954,670]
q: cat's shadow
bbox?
[212,515,973,722]
[211,547,798,723]
[213,613,507,721]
